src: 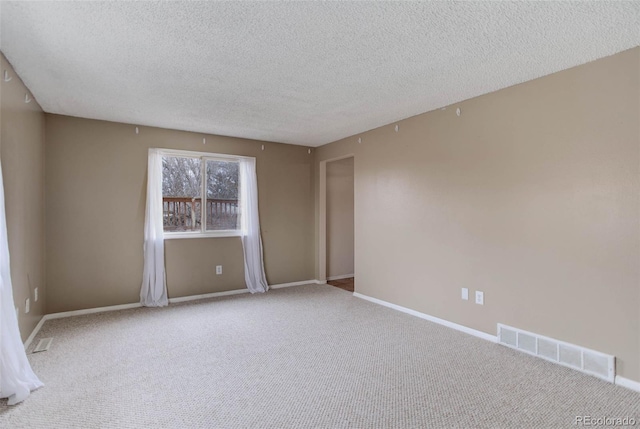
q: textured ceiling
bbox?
[1,2,639,147]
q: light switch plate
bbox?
[25,298,30,313]
[34,287,38,302]
[461,288,468,300]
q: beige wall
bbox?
[45,115,314,313]
[315,48,640,382]
[326,157,354,278]
[0,53,46,341]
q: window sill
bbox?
[164,231,242,240]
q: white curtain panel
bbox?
[140,148,168,307]
[0,163,43,405]
[239,158,269,293]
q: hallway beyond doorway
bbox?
[327,277,354,293]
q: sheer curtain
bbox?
[239,158,268,293]
[140,148,168,307]
[0,163,43,405]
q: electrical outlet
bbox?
[34,287,38,302]
[216,265,222,275]
[25,298,30,314]
[475,291,484,305]
[461,288,469,300]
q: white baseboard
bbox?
[327,274,354,281]
[23,316,48,350]
[270,279,321,289]
[615,375,640,393]
[23,279,324,348]
[353,292,497,343]
[171,279,319,301]
[169,288,248,303]
[46,302,143,321]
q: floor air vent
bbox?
[497,324,614,382]
[32,338,53,353]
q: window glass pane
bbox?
[205,160,239,231]
[162,156,201,232]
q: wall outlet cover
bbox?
[216,265,222,275]
[475,291,484,305]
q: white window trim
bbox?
[158,148,249,239]
[163,230,242,240]
[159,148,253,161]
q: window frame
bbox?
[159,148,247,240]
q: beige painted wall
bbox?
[45,115,314,313]
[315,48,640,382]
[0,53,46,341]
[326,157,354,279]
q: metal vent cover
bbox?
[32,337,53,353]
[497,324,614,382]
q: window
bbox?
[161,150,240,238]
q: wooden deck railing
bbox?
[163,197,238,231]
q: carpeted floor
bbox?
[1,284,638,428]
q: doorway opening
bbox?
[324,156,354,293]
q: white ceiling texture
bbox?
[1,1,639,147]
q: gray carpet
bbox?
[1,284,638,428]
